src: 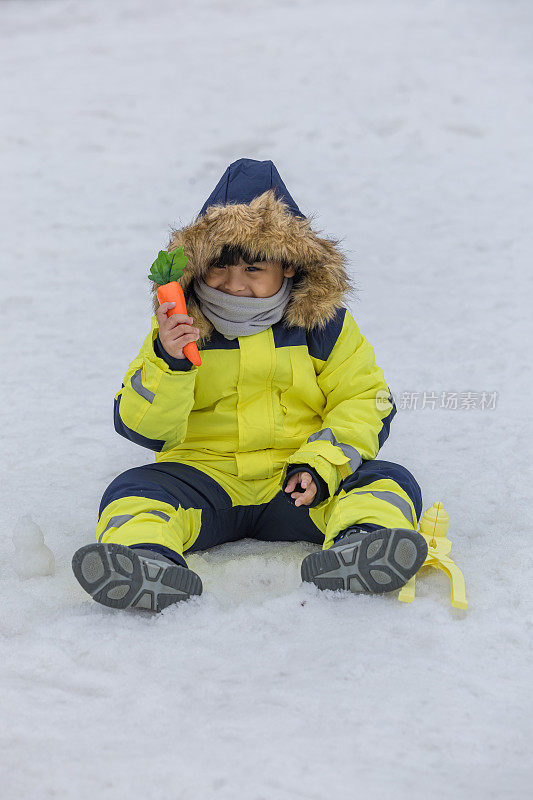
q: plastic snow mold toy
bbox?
[398,501,468,609]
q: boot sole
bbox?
[72,543,202,612]
[301,528,428,593]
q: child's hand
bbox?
[284,471,317,507]
[156,302,200,359]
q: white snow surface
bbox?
[1,0,532,798]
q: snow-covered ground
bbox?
[1,0,532,797]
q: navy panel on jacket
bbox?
[178,314,342,355]
[272,320,308,348]
[196,319,308,352]
[196,158,305,219]
[305,306,347,361]
[114,392,166,452]
[377,397,397,449]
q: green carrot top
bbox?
[148,246,189,286]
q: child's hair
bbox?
[207,243,293,272]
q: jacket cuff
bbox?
[282,463,330,508]
[153,335,194,371]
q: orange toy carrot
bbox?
[148,247,202,367]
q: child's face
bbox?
[204,258,296,298]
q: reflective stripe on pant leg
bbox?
[322,479,419,549]
[96,495,202,557]
[303,459,422,549]
[97,462,234,558]
[342,459,423,520]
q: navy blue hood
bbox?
[196,158,305,220]
[160,157,354,332]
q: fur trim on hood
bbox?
[150,159,356,344]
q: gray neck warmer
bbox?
[193,276,294,340]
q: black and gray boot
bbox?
[301,526,428,594]
[72,543,202,612]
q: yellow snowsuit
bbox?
[97,159,422,564]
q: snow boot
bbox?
[301,526,428,594]
[72,543,202,612]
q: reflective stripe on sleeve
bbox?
[307,427,362,473]
[131,368,155,403]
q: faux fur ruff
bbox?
[150,189,356,346]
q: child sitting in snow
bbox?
[72,157,427,612]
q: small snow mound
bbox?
[12,514,55,580]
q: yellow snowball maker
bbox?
[398,502,468,609]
